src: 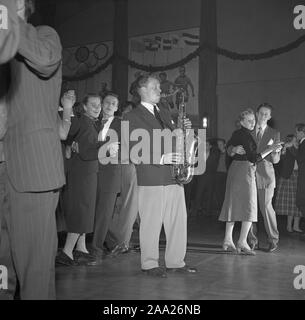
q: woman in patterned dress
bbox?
[275,134,303,233]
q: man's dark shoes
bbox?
[142,267,167,278]
[73,250,101,266]
[56,250,78,266]
[166,265,197,274]
[267,243,278,253]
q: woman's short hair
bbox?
[238,108,255,122]
[82,93,101,106]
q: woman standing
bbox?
[275,135,303,232]
[219,109,281,255]
[56,94,101,266]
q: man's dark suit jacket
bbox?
[123,104,177,186]
[0,0,19,64]
[4,19,65,192]
[98,116,122,193]
[296,140,305,211]
[279,147,297,179]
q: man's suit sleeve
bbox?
[0,0,19,64]
[17,18,62,77]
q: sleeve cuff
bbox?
[160,154,165,165]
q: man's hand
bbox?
[162,152,184,165]
[65,145,72,159]
[269,142,283,153]
[71,141,79,154]
[183,117,192,130]
[232,145,245,155]
[107,142,120,158]
[177,117,192,130]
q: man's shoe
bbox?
[90,247,109,259]
[267,243,278,253]
[73,250,101,266]
[142,267,167,278]
[56,250,78,266]
[166,265,197,274]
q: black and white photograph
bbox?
[1,0,305,306]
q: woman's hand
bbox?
[232,145,245,155]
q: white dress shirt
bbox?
[98,116,114,142]
[141,101,159,115]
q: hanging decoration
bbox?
[63,34,305,82]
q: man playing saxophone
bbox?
[122,74,197,277]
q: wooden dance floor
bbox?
[56,215,305,300]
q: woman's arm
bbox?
[58,92,75,140]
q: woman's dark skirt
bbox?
[65,159,98,234]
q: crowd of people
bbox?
[1,0,304,300]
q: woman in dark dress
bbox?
[56,94,101,266]
[219,109,281,255]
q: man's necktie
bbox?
[257,127,263,143]
[93,119,101,133]
[153,105,164,129]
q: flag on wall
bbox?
[130,32,199,53]
[182,33,200,46]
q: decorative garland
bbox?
[63,34,305,81]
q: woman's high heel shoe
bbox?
[222,241,237,252]
[236,243,256,256]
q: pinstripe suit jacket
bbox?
[0,0,19,64]
[4,19,65,192]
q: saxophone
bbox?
[172,90,198,184]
